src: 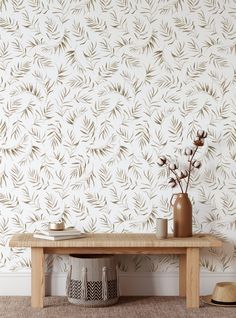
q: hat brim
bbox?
[201,295,236,307]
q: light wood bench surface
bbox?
[9,233,222,309]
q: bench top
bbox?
[9,233,222,248]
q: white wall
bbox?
[0,0,236,294]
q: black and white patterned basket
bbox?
[66,254,119,307]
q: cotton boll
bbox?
[197,130,207,139]
[169,163,177,170]
[176,170,182,178]
[177,170,188,179]
[184,147,193,156]
[192,160,201,168]
[157,156,167,166]
[180,170,188,178]
[168,178,177,188]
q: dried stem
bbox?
[185,146,199,193]
[169,167,184,193]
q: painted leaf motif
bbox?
[0,0,235,275]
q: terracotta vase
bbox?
[171,193,192,238]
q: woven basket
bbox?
[67,254,119,307]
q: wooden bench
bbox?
[9,233,222,309]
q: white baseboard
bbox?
[119,272,236,296]
[0,272,236,296]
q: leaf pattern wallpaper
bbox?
[0,0,236,274]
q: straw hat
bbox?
[202,282,236,307]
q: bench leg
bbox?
[31,247,44,308]
[179,254,186,297]
[186,247,200,308]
